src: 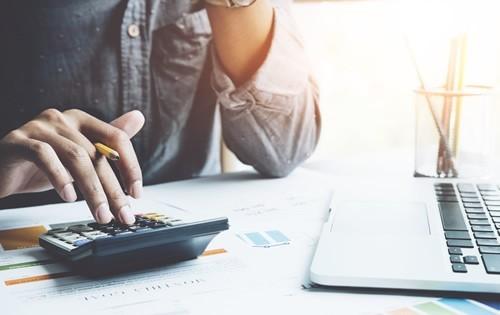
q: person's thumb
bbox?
[110,110,145,138]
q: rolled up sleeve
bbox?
[211,5,321,177]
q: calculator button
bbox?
[128,226,150,232]
[68,224,94,233]
[101,226,115,233]
[152,216,169,222]
[147,222,165,229]
[91,235,110,240]
[115,223,132,230]
[134,217,146,223]
[166,219,184,227]
[143,213,160,220]
[82,231,109,240]
[88,222,114,231]
[47,228,67,235]
[87,222,102,229]
[73,239,92,246]
[111,228,132,235]
[115,231,133,236]
[54,232,76,238]
[43,235,76,251]
[139,221,156,227]
[59,234,87,243]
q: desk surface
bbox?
[0,164,498,315]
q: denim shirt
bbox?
[0,0,320,208]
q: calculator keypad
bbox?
[44,213,186,251]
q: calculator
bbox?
[39,212,229,275]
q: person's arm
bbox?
[206,1,274,86]
[207,1,321,177]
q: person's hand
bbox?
[0,109,145,225]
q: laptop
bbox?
[310,177,500,294]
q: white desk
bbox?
[0,164,487,315]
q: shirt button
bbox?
[127,24,140,38]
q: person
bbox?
[0,0,320,225]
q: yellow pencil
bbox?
[95,143,120,161]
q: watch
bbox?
[204,0,257,8]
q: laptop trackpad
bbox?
[332,201,431,237]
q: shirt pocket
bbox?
[151,10,212,135]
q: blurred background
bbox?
[294,0,499,158]
[226,0,500,172]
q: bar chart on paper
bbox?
[0,225,58,275]
[237,230,291,248]
[0,226,46,250]
[383,298,500,315]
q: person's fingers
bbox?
[109,110,145,138]
[53,127,134,225]
[5,131,77,202]
[109,110,144,199]
[34,133,112,224]
[63,109,143,199]
[94,158,135,224]
[21,108,136,224]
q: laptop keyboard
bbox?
[435,183,500,274]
